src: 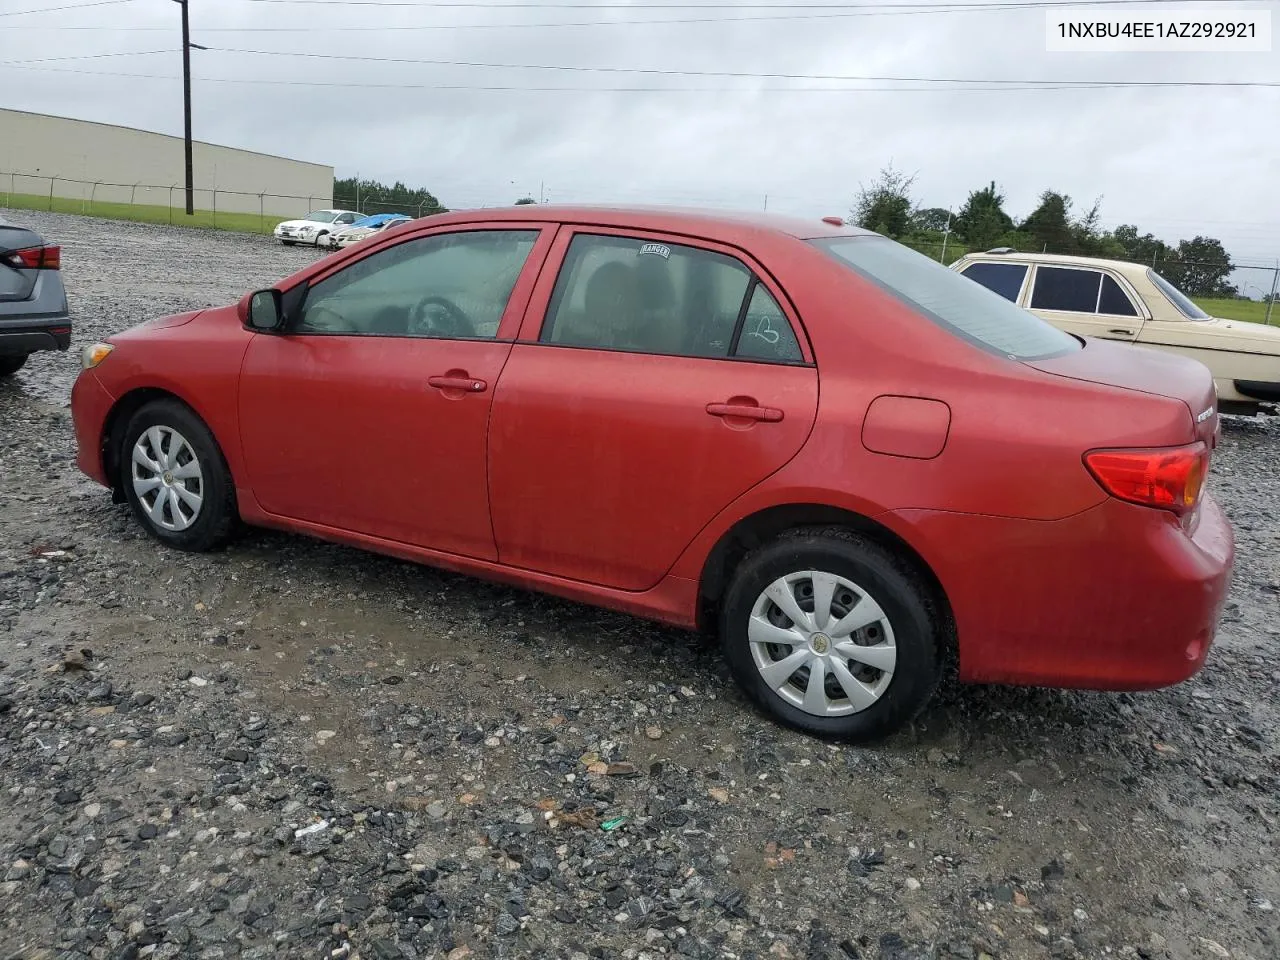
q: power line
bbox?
[6,0,1225,30]
[205,46,1280,88]
[0,0,133,15]
[4,61,1277,92]
[0,49,172,66]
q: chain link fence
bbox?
[0,171,442,234]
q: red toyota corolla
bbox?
[70,206,1234,741]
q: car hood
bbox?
[1199,315,1280,356]
[111,309,206,341]
[276,219,331,230]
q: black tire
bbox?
[119,399,237,552]
[314,232,328,247]
[720,528,941,742]
[0,355,27,377]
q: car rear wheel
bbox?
[720,529,941,742]
[0,355,27,377]
[120,399,237,552]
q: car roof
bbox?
[419,204,879,243]
[958,249,1155,278]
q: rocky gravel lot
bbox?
[1,209,1278,960]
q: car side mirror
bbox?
[245,288,284,332]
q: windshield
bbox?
[810,237,1081,360]
[1147,269,1210,320]
[305,210,339,223]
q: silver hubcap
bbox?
[131,426,204,532]
[749,570,897,717]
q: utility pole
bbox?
[174,0,197,216]
[939,212,952,263]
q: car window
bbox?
[541,234,753,358]
[1098,275,1139,317]
[734,283,803,363]
[958,261,1028,303]
[1148,269,1211,320]
[296,229,539,339]
[1030,267,1103,313]
[811,237,1079,360]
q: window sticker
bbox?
[638,242,671,260]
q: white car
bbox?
[319,215,414,250]
[273,209,361,247]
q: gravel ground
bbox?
[2,209,1278,960]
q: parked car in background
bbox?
[0,217,70,377]
[273,209,361,247]
[952,250,1280,414]
[70,206,1233,741]
[320,213,414,250]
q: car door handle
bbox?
[428,375,487,393]
[706,401,783,423]
[1108,328,1137,337]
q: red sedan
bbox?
[70,206,1234,741]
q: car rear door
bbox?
[487,225,819,592]
[238,223,554,560]
[1025,264,1148,343]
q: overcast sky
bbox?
[2,0,1278,281]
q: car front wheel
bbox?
[120,399,237,552]
[720,529,941,742]
[0,355,27,377]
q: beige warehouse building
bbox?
[0,108,334,218]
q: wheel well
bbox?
[100,388,196,499]
[695,504,958,671]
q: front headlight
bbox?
[82,342,114,370]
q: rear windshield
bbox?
[1147,269,1210,320]
[810,237,1081,360]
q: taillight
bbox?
[1083,442,1209,516]
[4,245,60,269]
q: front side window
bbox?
[1030,267,1103,313]
[296,230,539,338]
[541,234,758,358]
[811,237,1079,360]
[305,210,340,223]
[1148,269,1210,320]
[959,261,1028,303]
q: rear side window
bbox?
[959,261,1027,303]
[1098,275,1139,316]
[1031,267,1102,312]
[542,234,771,359]
[734,284,803,362]
[811,237,1079,360]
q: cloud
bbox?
[2,0,1278,263]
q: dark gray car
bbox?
[0,217,71,377]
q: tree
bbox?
[1171,236,1234,296]
[514,196,538,205]
[1113,224,1175,267]
[333,176,447,216]
[849,163,916,239]
[1021,191,1075,253]
[954,181,1014,250]
[909,207,952,234]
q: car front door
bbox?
[1026,264,1147,343]
[488,227,819,591]
[238,224,553,559]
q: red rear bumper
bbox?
[71,369,114,488]
[893,494,1234,690]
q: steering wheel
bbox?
[411,295,475,338]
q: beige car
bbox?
[951,250,1280,413]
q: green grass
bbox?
[0,191,277,235]
[1192,297,1277,325]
